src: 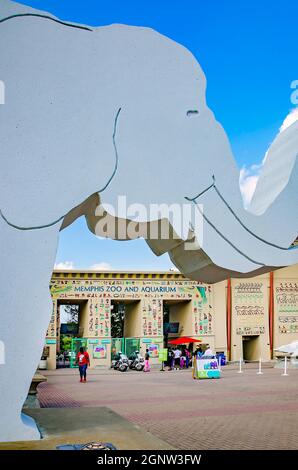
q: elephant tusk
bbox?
[184,179,215,202]
[186,197,265,266]
[185,174,294,251]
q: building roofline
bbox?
[53,269,181,274]
[52,269,187,279]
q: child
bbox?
[185,349,190,368]
[144,348,150,372]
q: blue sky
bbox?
[18,0,298,271]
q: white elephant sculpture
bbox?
[0,0,297,441]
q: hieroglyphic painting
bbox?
[193,285,213,335]
[142,298,163,337]
[46,300,56,338]
[233,282,266,335]
[275,281,298,334]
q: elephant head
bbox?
[1,0,298,284]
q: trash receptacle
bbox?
[39,358,47,370]
[216,353,226,366]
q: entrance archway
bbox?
[111,300,142,360]
[57,300,88,368]
[163,299,192,342]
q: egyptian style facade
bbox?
[44,265,298,369]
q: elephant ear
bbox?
[249,119,298,216]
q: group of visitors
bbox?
[167,346,191,370]
[166,344,214,370]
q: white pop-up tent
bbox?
[274,341,298,356]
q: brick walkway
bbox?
[37,365,298,449]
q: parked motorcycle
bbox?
[111,351,129,372]
[128,351,145,371]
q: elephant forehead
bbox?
[0,13,207,227]
[0,11,206,108]
[93,25,206,106]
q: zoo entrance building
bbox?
[44,265,298,369]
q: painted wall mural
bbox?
[50,278,213,338]
[193,285,213,335]
[275,281,298,334]
[142,298,163,337]
[88,298,111,337]
[46,300,56,338]
[233,282,266,335]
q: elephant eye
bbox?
[187,110,199,116]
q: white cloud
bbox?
[239,164,262,208]
[54,261,75,270]
[239,108,298,208]
[169,266,179,272]
[279,107,298,133]
[89,262,112,270]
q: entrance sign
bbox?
[93,345,107,359]
[193,357,221,379]
[149,344,159,358]
[158,348,168,362]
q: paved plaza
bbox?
[35,364,298,450]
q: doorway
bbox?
[163,300,192,344]
[57,300,88,368]
[242,336,261,361]
[110,300,141,360]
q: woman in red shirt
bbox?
[76,347,90,382]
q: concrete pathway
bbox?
[33,364,298,450]
[0,407,174,450]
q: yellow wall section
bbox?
[124,301,142,338]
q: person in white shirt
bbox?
[174,348,181,369]
[203,345,213,357]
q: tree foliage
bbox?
[60,335,72,352]
[63,304,79,324]
[111,303,125,338]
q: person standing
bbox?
[185,348,190,368]
[144,348,150,372]
[63,350,68,366]
[203,344,213,357]
[174,347,181,370]
[195,346,203,358]
[76,347,90,382]
[168,348,174,370]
